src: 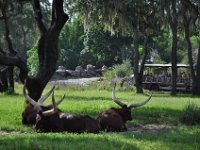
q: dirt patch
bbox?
[0,124,175,135]
[0,131,30,135]
[128,124,175,133]
[50,77,100,86]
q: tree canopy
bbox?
[0,0,200,95]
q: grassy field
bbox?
[0,83,200,150]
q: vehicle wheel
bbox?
[150,84,159,91]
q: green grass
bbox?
[0,83,200,150]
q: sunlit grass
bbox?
[0,83,200,150]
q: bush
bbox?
[103,69,116,79]
[180,102,200,125]
[103,60,133,78]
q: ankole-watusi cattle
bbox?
[23,86,100,133]
[22,86,63,125]
[97,83,152,132]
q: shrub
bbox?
[103,60,133,78]
[103,69,116,79]
[180,102,200,125]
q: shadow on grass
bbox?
[0,133,139,150]
[118,126,200,150]
[130,107,183,125]
[60,106,184,125]
[149,92,197,98]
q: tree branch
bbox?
[0,66,9,73]
[52,0,69,29]
[32,0,47,34]
[0,46,6,55]
[1,9,17,55]
[0,52,28,82]
[0,16,4,20]
[36,0,68,83]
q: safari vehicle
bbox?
[142,64,192,92]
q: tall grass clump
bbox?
[103,60,133,78]
[180,102,200,125]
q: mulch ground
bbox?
[0,124,175,135]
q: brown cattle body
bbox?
[97,83,152,131]
[23,85,100,133]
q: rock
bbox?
[102,65,108,71]
[58,66,66,70]
[56,66,66,77]
[75,66,83,72]
[86,64,96,77]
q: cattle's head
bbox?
[23,85,65,131]
[22,85,57,124]
[112,83,152,122]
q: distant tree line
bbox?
[0,0,200,96]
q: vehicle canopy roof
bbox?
[143,64,190,68]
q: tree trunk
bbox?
[0,0,68,100]
[1,6,16,93]
[0,67,9,92]
[1,73,8,92]
[184,19,195,94]
[138,36,149,92]
[171,28,178,96]
[133,31,143,93]
[24,0,69,101]
[166,1,178,96]
[8,66,14,92]
[121,45,126,62]
[193,41,200,95]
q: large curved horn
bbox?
[23,84,42,112]
[41,94,56,116]
[38,86,55,104]
[128,94,152,109]
[52,91,65,106]
[112,82,126,107]
[52,91,58,111]
[46,92,65,107]
[42,92,65,116]
[41,108,56,116]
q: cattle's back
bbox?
[97,109,124,131]
[60,113,99,133]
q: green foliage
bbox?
[114,60,132,77]
[180,102,200,125]
[81,26,132,68]
[103,70,116,79]
[58,18,84,69]
[3,88,15,95]
[104,60,132,78]
[27,44,39,76]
